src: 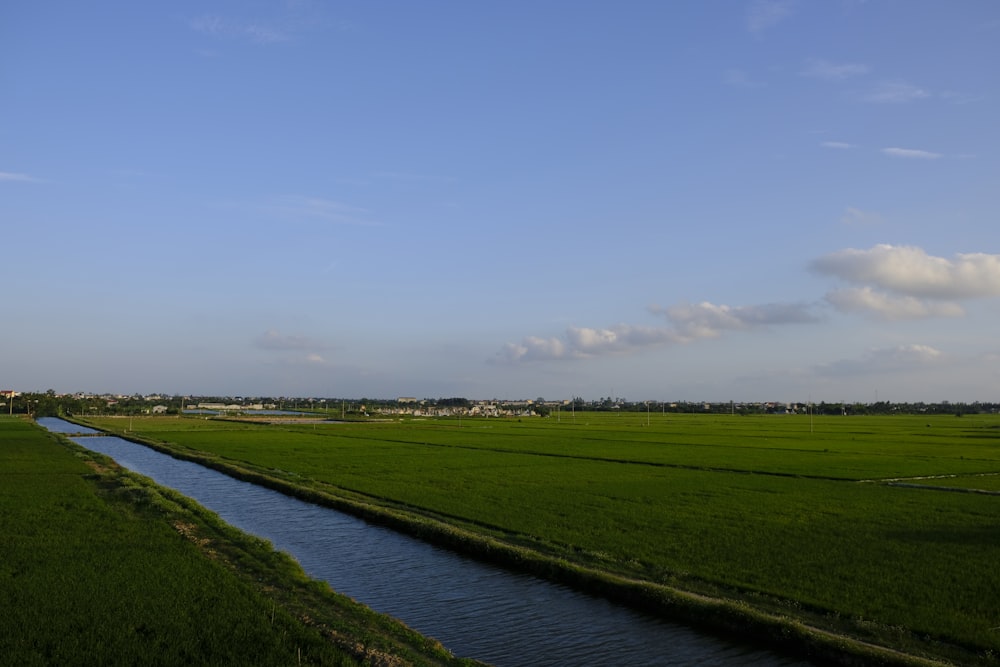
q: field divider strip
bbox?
[408,439,858,481]
[883,482,1000,496]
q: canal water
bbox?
[39,418,810,667]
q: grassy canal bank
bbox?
[78,412,1000,667]
[0,417,484,666]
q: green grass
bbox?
[0,417,482,666]
[84,412,1000,665]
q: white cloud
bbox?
[840,207,883,226]
[747,0,797,34]
[498,325,682,363]
[810,244,1000,300]
[255,330,329,351]
[655,301,819,339]
[189,4,340,47]
[864,81,930,103]
[817,344,944,377]
[499,301,818,364]
[802,58,869,80]
[881,147,942,160]
[824,287,964,320]
[821,141,855,149]
[567,325,681,356]
[271,352,332,368]
[191,15,289,43]
[499,244,1000,366]
[0,171,39,183]
[498,336,569,363]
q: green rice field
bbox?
[83,411,1000,665]
[0,417,480,666]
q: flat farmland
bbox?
[86,412,1000,663]
[0,417,347,664]
[2,417,483,666]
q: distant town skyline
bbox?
[3,2,999,402]
[5,390,998,413]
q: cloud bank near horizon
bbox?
[499,244,1000,363]
[815,343,944,377]
[498,301,822,364]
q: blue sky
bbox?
[3,1,999,402]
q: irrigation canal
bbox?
[39,417,811,667]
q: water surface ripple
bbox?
[39,418,810,667]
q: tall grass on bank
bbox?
[0,417,481,666]
[85,412,1000,666]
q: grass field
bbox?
[83,411,1000,665]
[0,417,482,666]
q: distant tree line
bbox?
[4,391,997,419]
[566,399,999,416]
